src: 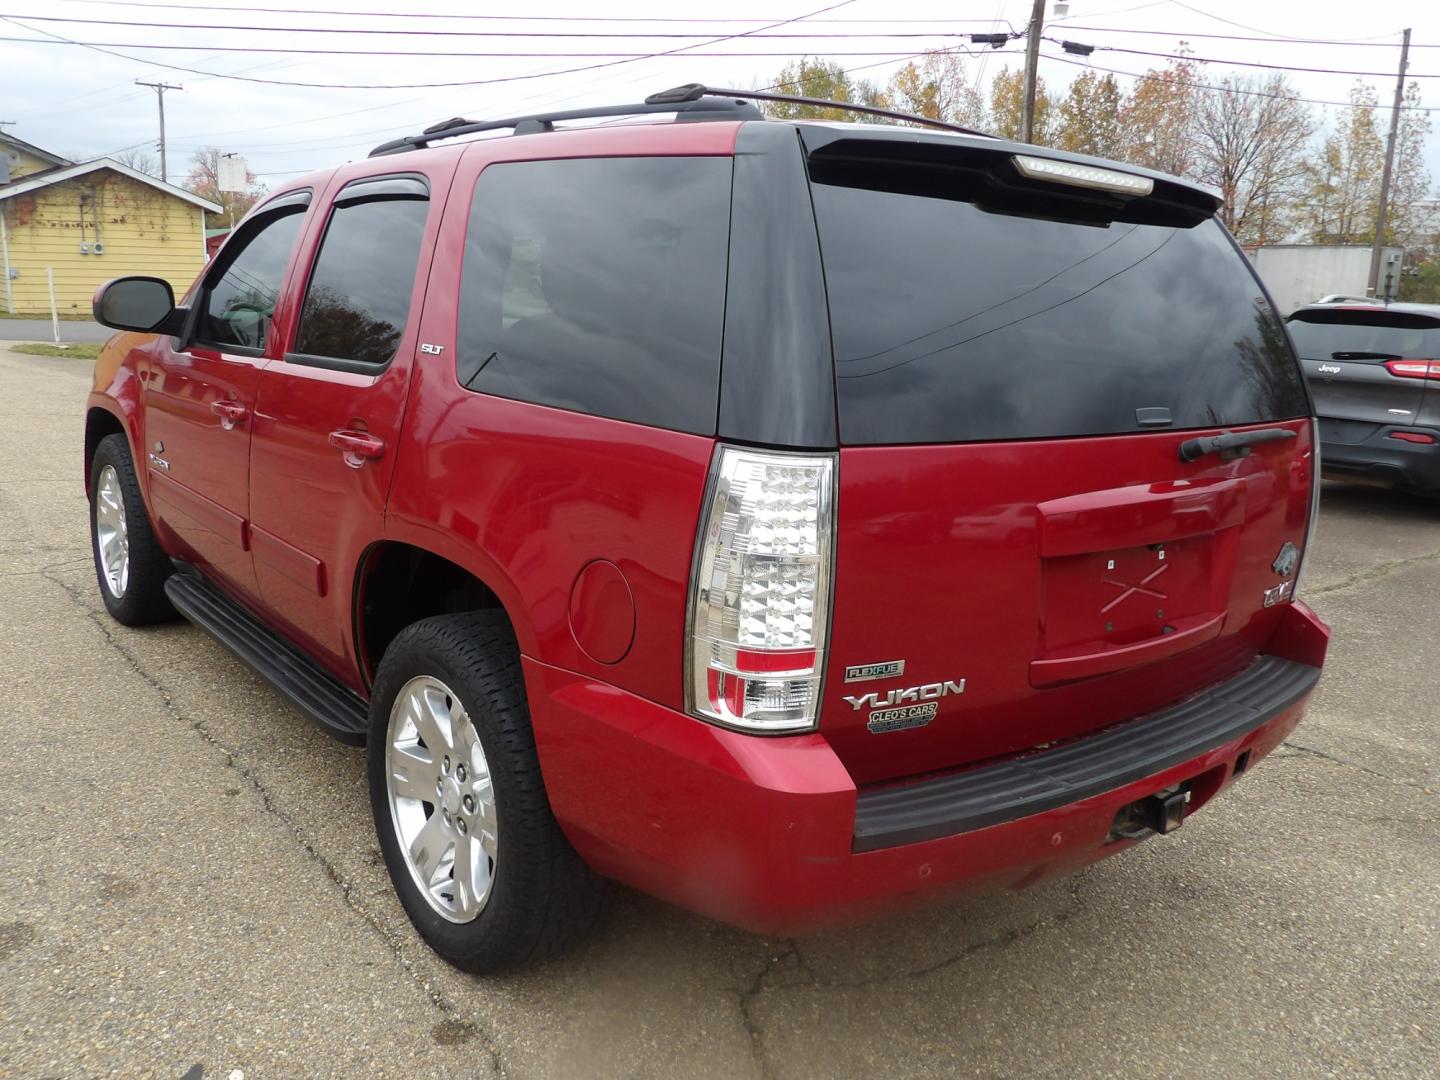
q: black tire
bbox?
[367,611,602,973]
[89,433,176,626]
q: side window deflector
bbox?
[335,175,429,206]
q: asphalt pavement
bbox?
[0,318,114,343]
[1,344,1436,1079]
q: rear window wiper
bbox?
[1331,351,1401,360]
[1178,427,1297,463]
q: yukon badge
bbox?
[844,678,966,734]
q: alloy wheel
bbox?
[94,464,130,598]
[385,675,498,923]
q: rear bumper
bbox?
[526,602,1329,935]
[1321,425,1440,492]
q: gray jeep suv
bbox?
[1287,302,1440,496]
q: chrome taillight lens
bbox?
[685,445,836,733]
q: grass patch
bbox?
[9,342,103,360]
[0,310,95,321]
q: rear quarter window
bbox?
[809,158,1309,445]
[455,156,732,434]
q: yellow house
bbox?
[1,133,221,317]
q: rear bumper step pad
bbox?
[165,567,369,744]
[853,656,1320,852]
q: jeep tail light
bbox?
[1385,359,1440,380]
[686,445,835,733]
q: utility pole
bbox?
[135,81,182,183]
[1367,28,1411,298]
[1021,0,1047,143]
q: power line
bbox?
[0,13,984,38]
[1041,39,1439,79]
[0,37,966,58]
[48,0,1013,25]
[0,1,876,89]
[1163,0,1404,44]
[1058,24,1438,48]
[1041,51,1439,112]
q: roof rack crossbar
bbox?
[369,94,761,157]
[652,84,990,138]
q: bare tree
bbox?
[1192,73,1313,245]
[184,147,267,223]
[886,52,985,129]
[1120,54,1201,177]
[112,146,160,177]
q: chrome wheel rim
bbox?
[94,465,130,599]
[385,675,498,923]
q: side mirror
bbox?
[93,276,186,335]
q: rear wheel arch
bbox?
[353,541,522,688]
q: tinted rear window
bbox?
[456,157,731,434]
[810,162,1309,445]
[1287,309,1440,361]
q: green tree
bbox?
[1383,80,1436,253]
[764,58,860,120]
[989,67,1054,144]
[1302,83,1384,244]
[1055,70,1124,159]
[1398,258,1440,304]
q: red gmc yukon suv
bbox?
[85,86,1329,972]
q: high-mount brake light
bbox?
[685,446,835,734]
[1385,359,1440,380]
[1012,154,1155,197]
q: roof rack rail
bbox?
[368,82,989,158]
[369,91,761,157]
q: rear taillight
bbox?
[1384,359,1440,380]
[685,445,835,733]
[1293,428,1321,601]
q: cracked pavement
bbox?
[1,345,1437,1078]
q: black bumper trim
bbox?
[852,655,1320,852]
[165,565,369,744]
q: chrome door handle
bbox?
[329,429,385,468]
[211,400,248,430]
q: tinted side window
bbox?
[457,157,732,434]
[197,209,305,352]
[293,197,429,367]
[810,164,1309,445]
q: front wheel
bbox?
[89,433,175,626]
[367,612,602,972]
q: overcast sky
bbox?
[3,0,1436,194]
